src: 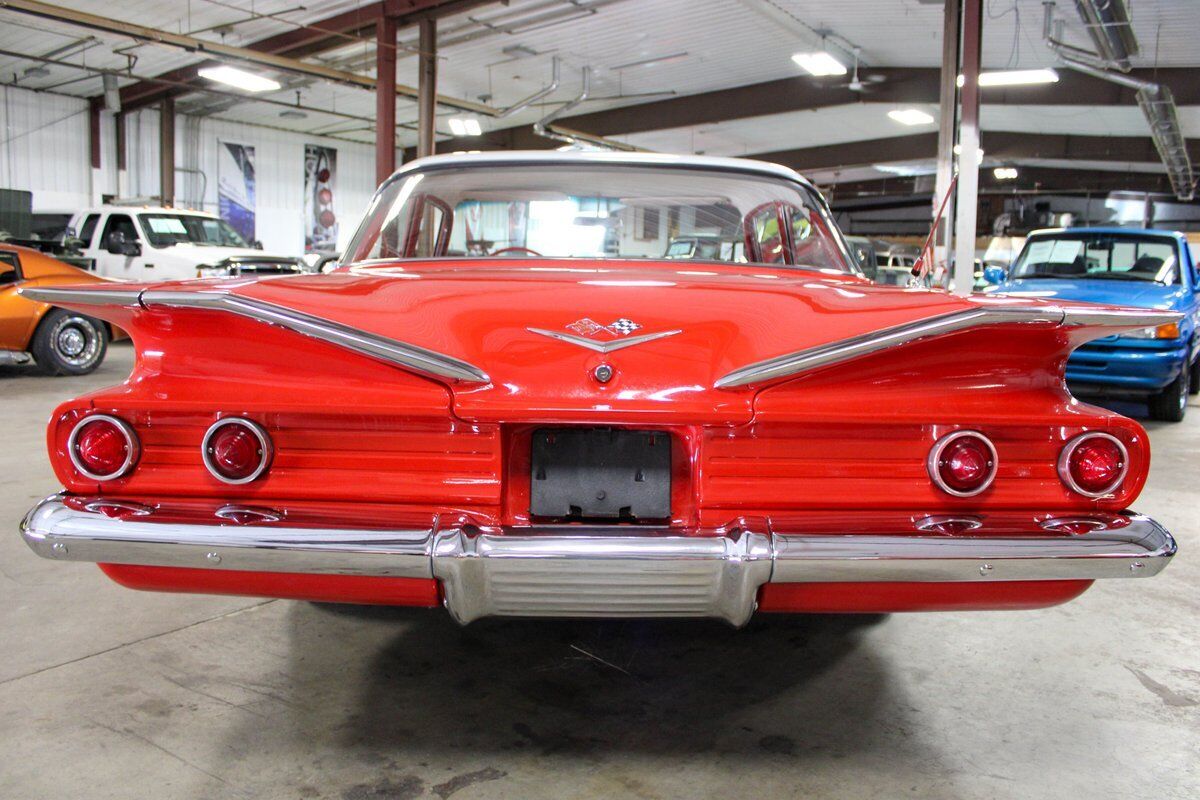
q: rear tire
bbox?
[1189,358,1200,396]
[31,308,108,376]
[1149,370,1188,422]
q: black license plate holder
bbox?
[530,428,671,521]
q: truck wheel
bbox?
[1190,359,1200,396]
[31,309,108,376]
[1149,371,1188,422]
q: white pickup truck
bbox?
[67,206,306,281]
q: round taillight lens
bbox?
[928,431,998,497]
[1059,433,1127,498]
[202,419,272,484]
[68,415,139,481]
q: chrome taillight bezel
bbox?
[1058,432,1129,498]
[67,414,140,481]
[201,418,273,485]
[927,430,999,498]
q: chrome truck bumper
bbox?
[20,496,1176,625]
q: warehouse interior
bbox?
[1,1,1198,798]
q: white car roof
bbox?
[77,206,218,218]
[386,150,819,192]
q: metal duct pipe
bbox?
[533,65,591,139]
[1056,55,1155,91]
[495,57,561,119]
[1043,1,1195,201]
[1138,86,1194,201]
[1072,0,1138,70]
[529,66,643,152]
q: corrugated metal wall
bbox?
[2,85,377,254]
[0,85,93,212]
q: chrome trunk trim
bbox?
[20,496,1176,625]
[715,305,1184,389]
[19,287,490,384]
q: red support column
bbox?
[375,13,398,185]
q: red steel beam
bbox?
[116,0,495,112]
[376,14,398,185]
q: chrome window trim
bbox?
[927,430,999,498]
[715,305,1184,389]
[1058,432,1129,498]
[20,286,490,385]
[202,418,274,485]
[67,414,140,482]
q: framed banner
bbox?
[217,141,256,243]
[304,144,338,252]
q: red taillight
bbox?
[928,431,997,497]
[1059,433,1127,497]
[68,415,139,481]
[202,418,272,484]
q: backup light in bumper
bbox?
[20,496,1177,626]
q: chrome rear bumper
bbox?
[20,496,1176,625]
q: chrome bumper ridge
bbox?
[20,496,1176,625]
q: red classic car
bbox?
[18,152,1177,624]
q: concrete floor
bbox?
[2,341,1197,800]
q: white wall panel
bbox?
[0,85,91,211]
[3,88,377,255]
[121,109,375,255]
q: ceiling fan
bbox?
[836,47,886,93]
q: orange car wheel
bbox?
[31,308,108,376]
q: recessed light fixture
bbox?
[791,51,847,77]
[993,167,1019,180]
[198,65,281,92]
[957,69,1060,88]
[888,108,935,126]
[448,116,483,136]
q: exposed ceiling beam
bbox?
[0,0,498,114]
[556,67,1200,138]
[750,131,1200,173]
[826,166,1183,198]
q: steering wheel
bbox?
[490,246,543,257]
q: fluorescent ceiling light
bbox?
[957,69,1060,88]
[448,116,482,136]
[791,51,847,77]
[872,163,936,177]
[279,109,308,119]
[993,167,1019,180]
[888,108,935,126]
[198,65,280,92]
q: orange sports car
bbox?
[0,242,124,375]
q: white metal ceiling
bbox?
[0,0,1196,150]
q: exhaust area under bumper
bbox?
[20,495,1176,625]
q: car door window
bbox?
[746,203,787,265]
[0,252,19,285]
[101,214,138,248]
[77,214,100,247]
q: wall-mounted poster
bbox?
[217,141,256,243]
[304,144,337,252]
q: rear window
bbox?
[344,162,854,273]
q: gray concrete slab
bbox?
[2,342,1197,800]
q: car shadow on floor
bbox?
[266,603,932,762]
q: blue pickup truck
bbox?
[987,227,1199,422]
